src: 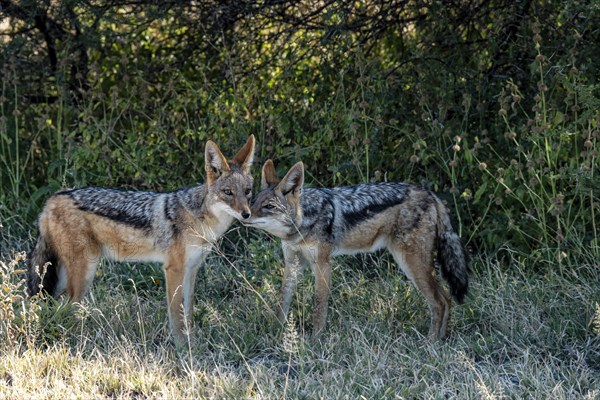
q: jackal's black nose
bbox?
[241,211,250,219]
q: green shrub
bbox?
[0,2,598,268]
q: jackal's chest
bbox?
[189,213,235,243]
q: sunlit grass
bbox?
[1,236,598,399]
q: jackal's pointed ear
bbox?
[277,161,304,197]
[205,140,230,185]
[261,159,279,189]
[230,135,255,174]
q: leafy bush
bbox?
[0,1,598,267]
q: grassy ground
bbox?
[1,230,599,399]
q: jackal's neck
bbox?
[169,185,206,218]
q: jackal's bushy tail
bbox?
[28,232,59,297]
[435,199,469,303]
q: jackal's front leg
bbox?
[182,247,209,328]
[277,244,304,324]
[311,245,332,336]
[164,247,188,343]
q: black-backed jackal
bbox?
[28,136,256,343]
[244,160,469,340]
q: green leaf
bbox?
[473,180,489,204]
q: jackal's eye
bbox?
[263,203,276,210]
[222,189,233,196]
[245,188,251,196]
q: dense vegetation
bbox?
[0,1,598,398]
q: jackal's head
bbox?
[204,135,255,221]
[244,160,304,238]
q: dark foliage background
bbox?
[1,0,598,266]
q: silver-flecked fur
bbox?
[246,160,469,339]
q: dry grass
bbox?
[1,235,599,399]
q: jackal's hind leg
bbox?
[62,240,101,302]
[389,246,451,340]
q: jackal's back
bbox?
[298,182,429,240]
[59,187,160,231]
[56,186,205,233]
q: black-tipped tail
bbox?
[436,202,469,303]
[28,233,59,297]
